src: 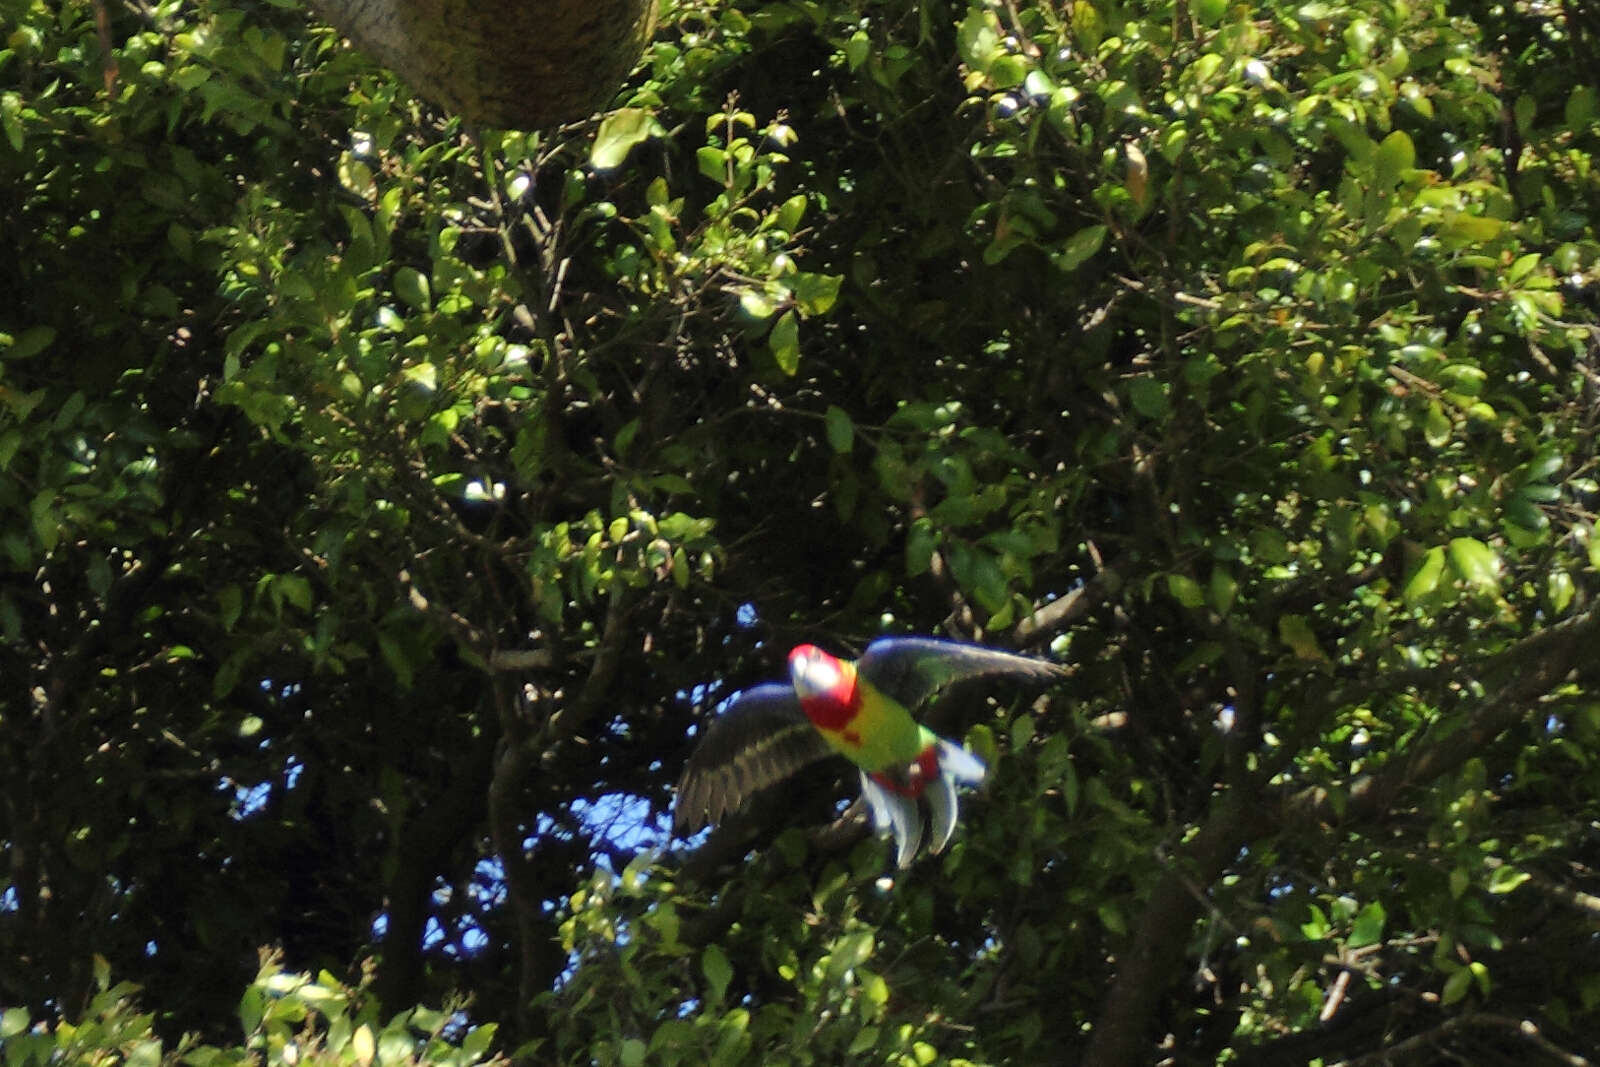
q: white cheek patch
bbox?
[794,655,841,697]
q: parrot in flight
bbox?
[674,637,1066,868]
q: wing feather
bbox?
[673,683,835,835]
[856,637,1066,711]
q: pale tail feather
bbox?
[859,742,984,867]
[860,772,924,869]
[926,740,984,854]
[859,772,894,832]
[926,771,959,855]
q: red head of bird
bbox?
[787,644,859,730]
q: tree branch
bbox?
[1333,1013,1595,1067]
[1526,871,1600,919]
[487,681,540,1035]
[1284,606,1599,830]
[401,569,552,671]
[1085,606,1600,1065]
[1011,565,1120,648]
[1083,788,1270,1064]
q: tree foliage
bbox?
[4,0,1600,1063]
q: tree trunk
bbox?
[307,0,657,129]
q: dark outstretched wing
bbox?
[856,637,1066,712]
[673,683,836,835]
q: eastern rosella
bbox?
[674,637,1066,867]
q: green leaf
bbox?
[128,1041,160,1067]
[3,324,56,361]
[957,7,1000,70]
[1546,569,1574,614]
[239,982,267,1035]
[1566,85,1597,131]
[1423,400,1453,447]
[696,145,727,183]
[1506,251,1542,285]
[702,944,732,1003]
[461,1024,497,1062]
[1526,447,1563,483]
[1470,960,1490,997]
[1128,376,1169,418]
[1438,212,1503,247]
[791,272,842,316]
[848,1026,880,1055]
[776,194,807,232]
[217,585,243,631]
[1,92,22,152]
[403,361,438,392]
[30,490,58,552]
[379,633,414,688]
[393,267,430,311]
[619,1038,647,1067]
[277,574,313,613]
[844,30,870,71]
[1373,130,1414,188]
[738,288,778,319]
[1010,714,1035,749]
[1208,568,1237,616]
[823,405,854,453]
[1514,94,1537,135]
[213,650,248,699]
[1167,573,1205,609]
[906,519,937,577]
[1487,866,1531,895]
[1400,80,1434,117]
[1277,614,1327,662]
[1441,965,1472,1005]
[769,310,800,375]
[1052,224,1107,272]
[1448,536,1500,593]
[591,108,659,170]
[1404,546,1446,604]
[1348,901,1385,948]
[831,929,874,980]
[2,1006,29,1038]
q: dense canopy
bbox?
[4,0,1600,1063]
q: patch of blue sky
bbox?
[224,753,305,820]
[571,793,664,863]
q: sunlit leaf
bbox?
[1348,901,1385,948]
[393,267,430,311]
[591,108,660,169]
[1448,536,1500,593]
[1404,545,1446,604]
[1053,224,1107,272]
[769,310,800,375]
[1168,573,1205,609]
